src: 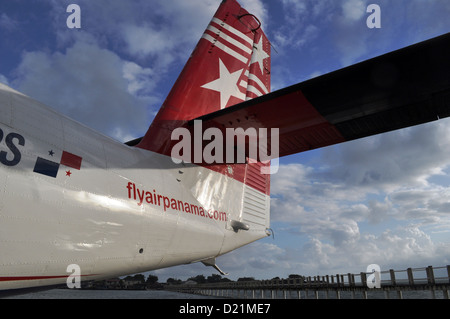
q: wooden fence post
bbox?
[426,266,435,285]
[427,266,436,299]
[361,272,367,287]
[407,268,414,285]
[447,265,450,283]
[389,269,396,286]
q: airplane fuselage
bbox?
[0,84,270,291]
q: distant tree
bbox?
[188,275,206,284]
[166,278,182,285]
[271,277,280,281]
[133,274,146,283]
[146,274,158,285]
[123,274,145,283]
[206,274,223,283]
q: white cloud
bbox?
[239,0,268,27]
[0,74,9,86]
[255,224,450,277]
[122,61,155,96]
[332,0,373,66]
[280,0,307,24]
[403,0,450,41]
[341,0,368,22]
[275,0,324,50]
[210,223,450,279]
[8,0,273,143]
[6,0,273,142]
[14,0,233,142]
[308,70,323,79]
[294,24,319,48]
[0,13,19,31]
[267,118,450,276]
[13,35,153,141]
[272,121,450,225]
[121,24,175,60]
[54,0,218,66]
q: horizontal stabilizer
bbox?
[192,32,450,159]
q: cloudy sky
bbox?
[1,0,450,282]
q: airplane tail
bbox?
[138,0,271,154]
[137,0,272,232]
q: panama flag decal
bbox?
[33,151,82,178]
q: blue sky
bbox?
[1,0,450,282]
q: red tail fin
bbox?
[137,0,271,155]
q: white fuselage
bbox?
[0,84,270,291]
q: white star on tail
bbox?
[251,36,270,74]
[201,59,245,109]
